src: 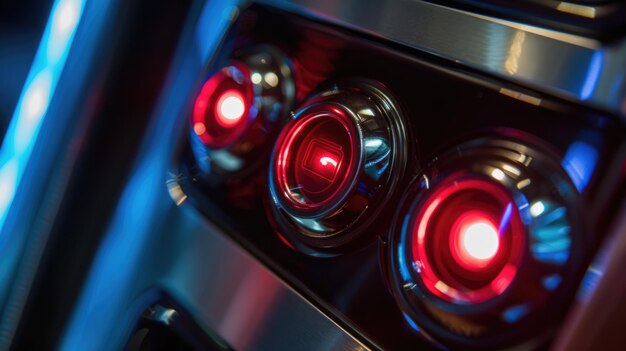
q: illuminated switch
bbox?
[388,137,583,348]
[303,139,344,182]
[267,80,408,254]
[189,45,294,182]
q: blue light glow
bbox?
[0,0,85,249]
[498,202,513,234]
[14,69,53,152]
[577,266,603,303]
[542,274,562,291]
[0,160,19,216]
[562,141,598,192]
[502,304,529,323]
[402,312,421,333]
[398,218,412,281]
[398,241,411,281]
[580,51,603,101]
[47,0,83,62]
[529,201,571,265]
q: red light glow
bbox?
[274,107,358,212]
[191,64,253,149]
[215,90,246,127]
[303,139,343,182]
[450,212,500,270]
[411,177,525,304]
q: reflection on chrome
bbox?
[491,168,506,181]
[556,2,597,19]
[504,31,525,75]
[530,201,546,217]
[530,201,572,265]
[166,174,188,207]
[562,140,599,192]
[275,0,626,116]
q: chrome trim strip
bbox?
[262,0,626,118]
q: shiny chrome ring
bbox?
[268,79,409,254]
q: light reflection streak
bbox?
[504,31,525,75]
[580,51,603,100]
[398,239,411,281]
[212,149,243,171]
[402,312,421,333]
[491,168,505,181]
[0,0,85,250]
[530,201,545,217]
[562,141,598,192]
[577,266,603,302]
[556,2,596,19]
[61,0,237,349]
[498,202,513,235]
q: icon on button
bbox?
[303,139,344,182]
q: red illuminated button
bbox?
[450,211,500,270]
[191,64,253,149]
[214,90,246,127]
[302,139,343,182]
[389,138,582,347]
[275,107,357,211]
[412,177,525,304]
[268,80,406,252]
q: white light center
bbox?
[530,201,545,217]
[461,221,499,260]
[218,95,245,122]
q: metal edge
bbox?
[258,0,626,119]
[165,199,379,350]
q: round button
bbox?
[267,80,409,254]
[388,136,585,349]
[411,177,525,304]
[188,46,294,185]
[192,64,253,149]
[275,109,357,213]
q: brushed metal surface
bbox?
[62,191,370,350]
[164,206,371,351]
[58,1,371,350]
[264,0,626,118]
